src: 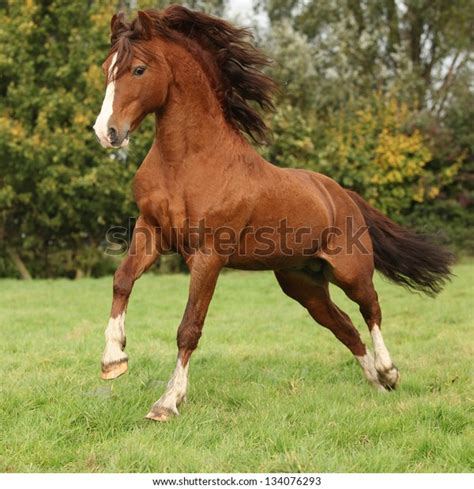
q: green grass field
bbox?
[0,261,472,472]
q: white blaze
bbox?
[93,53,118,148]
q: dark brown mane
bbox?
[110,5,277,144]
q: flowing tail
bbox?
[346,190,455,296]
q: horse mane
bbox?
[109,5,277,144]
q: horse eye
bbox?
[133,66,146,77]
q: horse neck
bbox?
[153,41,248,165]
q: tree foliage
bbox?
[0,0,136,278]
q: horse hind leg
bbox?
[275,270,385,391]
[327,259,400,390]
[357,286,400,390]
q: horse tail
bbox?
[346,190,455,296]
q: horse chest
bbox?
[136,191,186,229]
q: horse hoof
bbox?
[101,359,128,380]
[377,365,400,391]
[145,407,176,422]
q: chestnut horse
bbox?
[93,6,453,421]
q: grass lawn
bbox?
[0,261,472,472]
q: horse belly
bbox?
[225,222,326,270]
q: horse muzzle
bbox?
[107,126,130,148]
[93,122,130,149]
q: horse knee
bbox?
[177,321,202,352]
[113,268,134,299]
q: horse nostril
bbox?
[108,127,118,143]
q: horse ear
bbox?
[110,14,117,33]
[137,10,154,39]
[110,11,125,34]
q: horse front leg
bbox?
[145,252,224,421]
[101,216,161,380]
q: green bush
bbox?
[399,199,474,255]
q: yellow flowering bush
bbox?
[318,94,461,215]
